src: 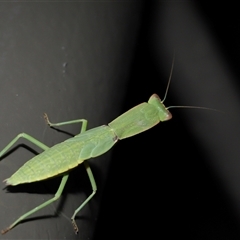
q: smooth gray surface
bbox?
[0,2,143,239]
[94,2,240,239]
[153,1,240,211]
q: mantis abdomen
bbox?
[7,125,118,185]
[1,93,172,234]
[6,94,171,186]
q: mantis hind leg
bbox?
[44,114,97,234]
[0,133,70,234]
[1,116,97,234]
[1,173,69,234]
[0,133,50,158]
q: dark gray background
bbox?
[0,1,240,240]
[95,2,240,240]
[0,1,143,239]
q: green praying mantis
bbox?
[0,62,212,235]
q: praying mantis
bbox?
[0,61,210,235]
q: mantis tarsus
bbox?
[0,62,211,235]
[0,93,172,235]
[0,92,172,234]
